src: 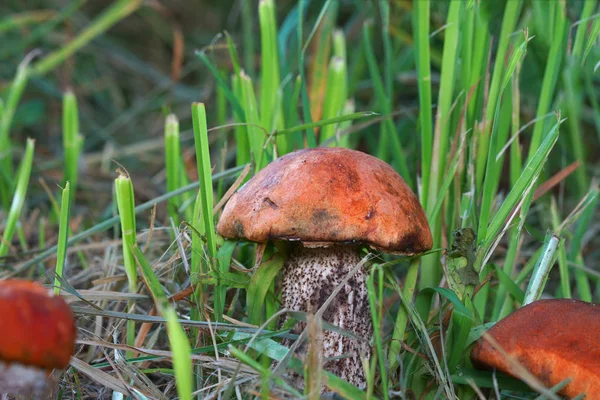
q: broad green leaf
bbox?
[421,287,473,321]
[493,264,525,304]
[247,253,285,325]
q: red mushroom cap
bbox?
[471,299,600,398]
[217,147,432,254]
[0,279,77,370]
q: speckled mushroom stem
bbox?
[0,363,49,395]
[280,244,372,389]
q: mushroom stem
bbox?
[280,244,372,388]
[0,362,48,395]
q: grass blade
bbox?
[164,114,182,227]
[550,198,571,298]
[475,0,523,188]
[0,138,34,258]
[0,62,29,209]
[133,246,193,400]
[413,0,432,203]
[581,15,600,66]
[367,268,388,400]
[191,103,217,260]
[527,0,567,160]
[426,0,461,215]
[190,103,217,323]
[0,0,85,59]
[319,57,347,146]
[522,233,560,305]
[240,72,268,171]
[277,111,374,137]
[481,117,563,261]
[31,0,142,76]
[11,166,245,272]
[477,32,531,242]
[53,182,71,295]
[362,23,410,183]
[0,10,56,34]
[196,50,245,119]
[247,253,285,326]
[62,91,83,204]
[232,74,251,166]
[115,170,137,351]
[259,0,283,133]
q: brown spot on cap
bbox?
[366,207,375,220]
[0,280,77,370]
[263,197,279,209]
[217,147,432,254]
[471,299,600,398]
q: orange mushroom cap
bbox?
[0,279,77,371]
[471,299,600,398]
[217,147,432,254]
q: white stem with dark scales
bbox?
[0,362,48,395]
[280,245,372,389]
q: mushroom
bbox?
[0,279,77,395]
[217,147,432,388]
[471,298,600,398]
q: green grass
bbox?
[1,1,599,399]
[164,113,183,227]
[0,61,29,210]
[62,91,83,204]
[133,245,193,400]
[53,181,70,295]
[0,137,34,257]
[115,169,137,355]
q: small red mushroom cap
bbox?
[0,279,77,370]
[471,299,600,398]
[217,147,432,254]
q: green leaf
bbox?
[232,332,291,363]
[451,368,532,391]
[247,253,285,325]
[447,295,474,371]
[228,344,269,374]
[201,271,248,289]
[493,264,525,304]
[214,239,238,318]
[467,322,496,346]
[420,287,473,321]
[325,372,370,400]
